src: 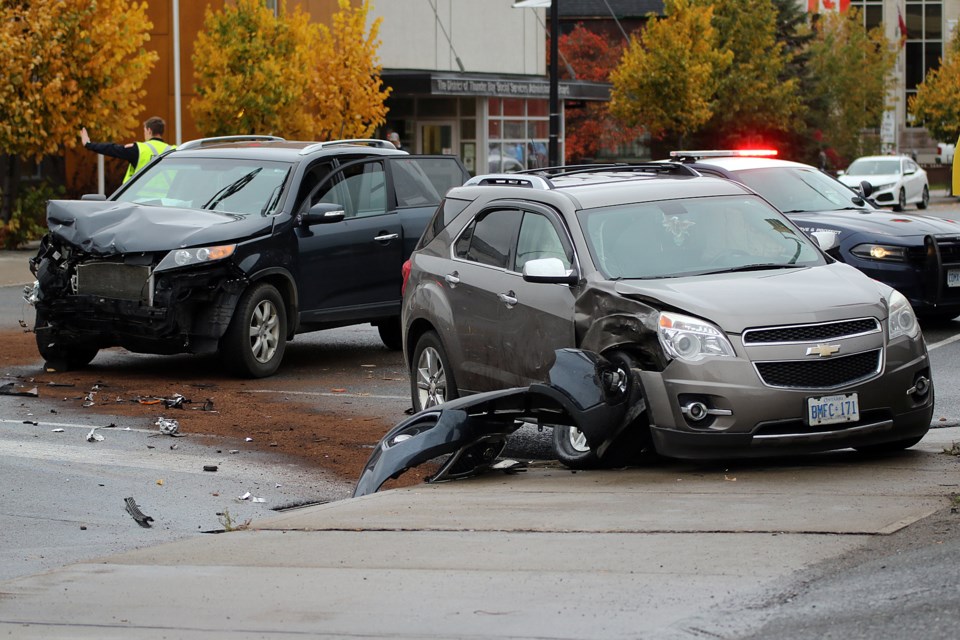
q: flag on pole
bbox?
[897,5,908,48]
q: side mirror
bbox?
[522,257,578,284]
[303,202,346,225]
[810,231,839,252]
[858,180,874,198]
[80,193,107,201]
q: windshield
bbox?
[845,158,901,176]
[730,166,864,213]
[580,195,824,280]
[115,157,293,216]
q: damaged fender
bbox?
[354,349,635,497]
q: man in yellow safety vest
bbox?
[80,116,176,184]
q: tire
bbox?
[410,331,458,412]
[377,317,403,351]
[553,350,652,470]
[854,435,924,454]
[34,311,99,369]
[221,282,287,378]
[894,188,906,212]
[917,185,929,210]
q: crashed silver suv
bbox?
[398,165,934,470]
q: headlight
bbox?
[850,243,907,261]
[658,311,735,362]
[872,182,896,191]
[155,244,237,272]
[887,289,919,340]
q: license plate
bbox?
[948,269,960,288]
[807,393,860,426]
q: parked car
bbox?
[670,151,960,321]
[400,166,934,469]
[936,141,955,165]
[836,155,929,211]
[27,136,469,377]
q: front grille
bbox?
[743,318,880,345]
[76,263,152,303]
[754,349,882,389]
[935,235,960,264]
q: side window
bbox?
[454,209,520,268]
[514,211,572,272]
[392,159,442,207]
[308,160,386,218]
[397,157,467,200]
[295,160,335,212]
[419,197,472,249]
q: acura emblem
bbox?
[806,343,841,357]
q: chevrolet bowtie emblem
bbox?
[806,344,841,357]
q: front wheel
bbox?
[553,425,601,469]
[221,282,287,378]
[917,185,930,210]
[410,331,458,412]
[34,311,99,369]
[894,188,907,212]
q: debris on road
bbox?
[52,428,64,432]
[155,416,181,436]
[203,465,218,472]
[124,497,154,528]
[0,382,39,397]
[237,491,266,503]
[86,428,104,442]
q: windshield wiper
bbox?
[703,263,806,275]
[203,168,263,210]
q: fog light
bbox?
[683,401,710,422]
[907,375,930,397]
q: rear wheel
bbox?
[917,185,930,209]
[221,282,287,378]
[894,188,907,212]
[34,311,98,369]
[410,331,458,412]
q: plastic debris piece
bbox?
[239,491,252,500]
[331,388,347,393]
[156,479,164,486]
[163,393,188,409]
[229,449,240,454]
[23,420,39,426]
[251,497,266,503]
[155,416,180,435]
[201,398,215,411]
[52,428,65,433]
[0,382,39,397]
[124,497,154,528]
[245,437,253,442]
[86,428,104,442]
[203,465,218,472]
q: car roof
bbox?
[448,168,752,210]
[170,138,409,162]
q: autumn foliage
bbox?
[0,0,156,160]
[909,28,960,145]
[191,0,389,140]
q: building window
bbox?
[487,98,553,173]
[848,0,883,29]
[902,1,943,112]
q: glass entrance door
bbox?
[419,122,456,155]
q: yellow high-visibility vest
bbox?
[122,139,176,183]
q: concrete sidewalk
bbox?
[0,426,957,639]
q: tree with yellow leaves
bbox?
[0,0,156,220]
[191,0,389,141]
[909,28,960,145]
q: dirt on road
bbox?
[0,328,429,489]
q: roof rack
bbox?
[464,174,554,189]
[299,139,397,155]
[521,162,700,179]
[176,135,286,151]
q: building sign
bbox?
[433,77,572,98]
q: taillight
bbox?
[401,259,412,296]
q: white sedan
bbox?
[838,155,929,211]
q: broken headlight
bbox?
[154,244,237,272]
[658,311,735,363]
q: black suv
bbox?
[28,136,469,377]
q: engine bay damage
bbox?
[354,349,641,497]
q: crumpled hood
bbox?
[788,208,960,238]
[46,200,274,255]
[615,263,889,334]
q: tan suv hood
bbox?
[614,262,889,334]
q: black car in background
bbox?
[27,136,469,377]
[673,151,960,321]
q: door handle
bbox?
[374,232,399,242]
[498,291,518,307]
[445,272,460,285]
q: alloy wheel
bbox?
[415,346,447,408]
[249,299,280,364]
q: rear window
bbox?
[417,197,471,249]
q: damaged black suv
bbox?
[27,136,469,377]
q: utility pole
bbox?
[548,0,560,167]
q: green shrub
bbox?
[0,181,63,249]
